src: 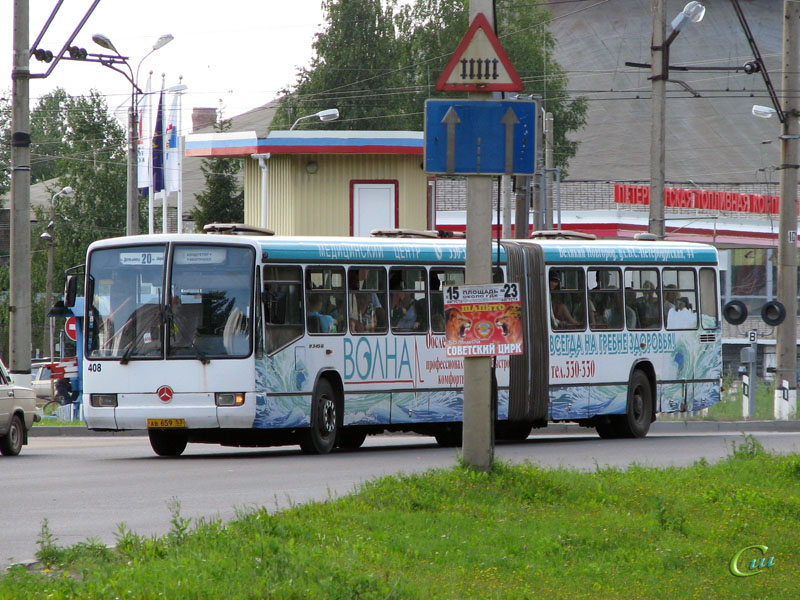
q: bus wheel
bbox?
[300,379,340,455]
[148,430,188,457]
[337,430,367,450]
[0,415,24,456]
[496,422,532,442]
[618,370,653,438]
[594,417,620,439]
[434,425,462,448]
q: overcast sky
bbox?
[2,1,327,131]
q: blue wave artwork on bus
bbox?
[255,352,311,429]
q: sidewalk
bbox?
[29,420,800,437]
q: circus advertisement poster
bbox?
[443,283,523,357]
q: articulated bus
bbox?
[71,228,721,456]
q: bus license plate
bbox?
[147,418,186,428]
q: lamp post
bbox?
[650,1,705,239]
[41,186,73,398]
[290,108,340,130]
[92,33,174,236]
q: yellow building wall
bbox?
[244,154,428,236]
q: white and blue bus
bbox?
[70,228,721,456]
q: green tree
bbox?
[191,118,244,230]
[273,0,587,171]
[0,87,73,203]
[30,88,71,184]
[0,89,126,353]
[30,91,127,353]
[0,92,10,202]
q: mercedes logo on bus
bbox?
[157,385,174,403]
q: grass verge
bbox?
[2,436,798,599]
[707,377,781,421]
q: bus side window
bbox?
[430,268,465,333]
[348,267,388,334]
[664,268,698,330]
[389,267,428,333]
[549,268,586,331]
[255,269,264,359]
[699,267,719,329]
[263,265,304,354]
[588,268,624,331]
[305,266,346,334]
[625,269,661,330]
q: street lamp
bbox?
[41,186,73,396]
[752,105,777,119]
[649,1,705,239]
[92,33,174,236]
[290,108,340,130]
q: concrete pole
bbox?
[775,0,799,420]
[127,104,139,235]
[545,112,554,229]
[10,0,32,386]
[43,201,54,361]
[514,175,529,238]
[462,0,495,471]
[501,175,512,239]
[649,0,666,239]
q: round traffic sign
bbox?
[65,316,77,342]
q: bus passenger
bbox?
[307,295,335,333]
[392,292,420,331]
[549,272,580,329]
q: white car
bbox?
[31,362,54,400]
[0,360,38,456]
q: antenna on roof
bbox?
[203,223,275,236]
[370,228,465,239]
[529,230,596,240]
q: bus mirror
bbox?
[64,275,78,308]
[761,300,786,327]
[722,300,748,325]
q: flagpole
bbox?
[177,80,184,234]
[161,76,167,234]
[150,75,166,234]
[138,73,154,234]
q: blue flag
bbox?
[152,89,165,194]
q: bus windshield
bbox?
[86,244,255,361]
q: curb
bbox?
[30,420,800,438]
[30,427,146,437]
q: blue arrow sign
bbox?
[424,99,537,176]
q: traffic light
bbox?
[68,46,88,60]
[33,49,54,63]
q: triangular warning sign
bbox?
[436,13,523,92]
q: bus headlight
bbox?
[90,394,118,407]
[215,392,245,407]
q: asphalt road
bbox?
[3,429,800,569]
